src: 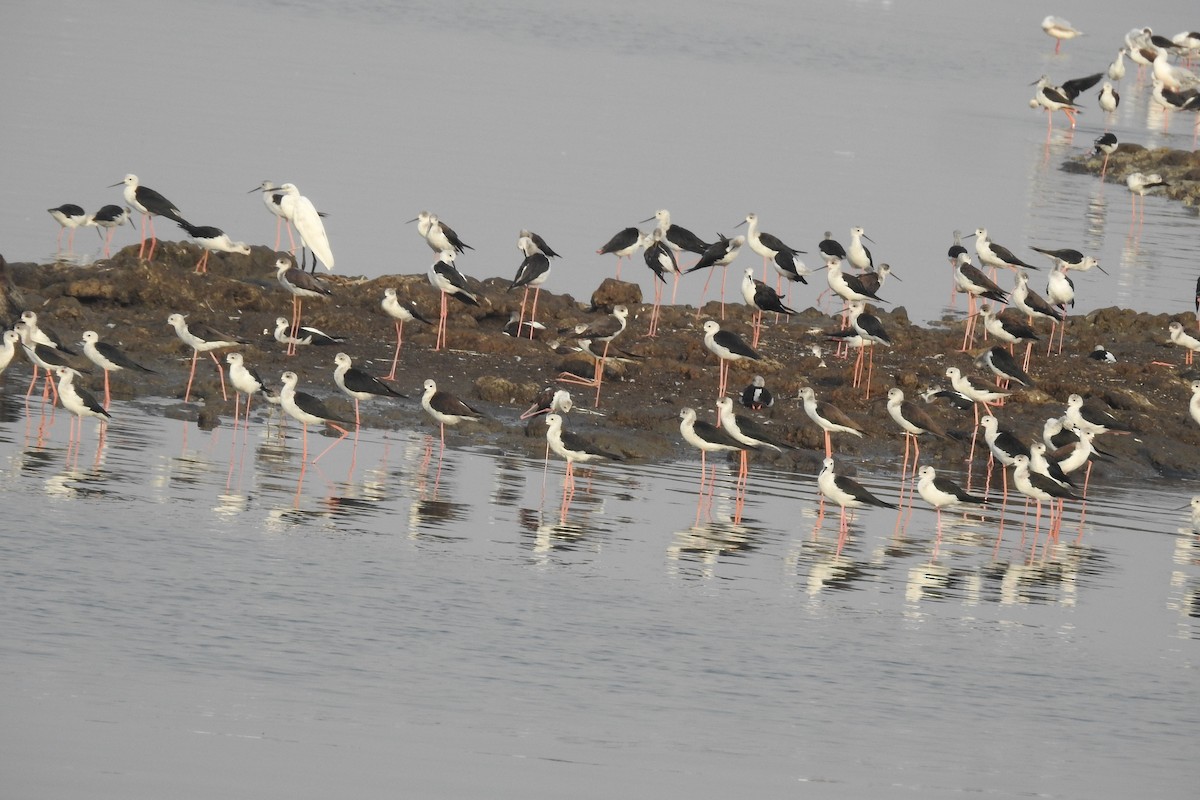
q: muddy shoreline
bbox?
[4,228,1200,484]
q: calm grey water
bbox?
[1,387,1198,798]
[4,1,1200,797]
[4,0,1199,325]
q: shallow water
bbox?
[5,1,1200,796]
[1,386,1198,797]
[4,0,1200,327]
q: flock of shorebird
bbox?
[21,17,1200,533]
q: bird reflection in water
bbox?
[665,520,754,580]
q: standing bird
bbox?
[1011,454,1078,538]
[1045,264,1075,355]
[55,366,110,441]
[642,228,679,336]
[818,457,895,539]
[80,330,157,409]
[86,204,133,257]
[166,313,246,403]
[917,466,986,537]
[278,370,352,464]
[519,229,561,259]
[886,388,949,480]
[1030,245,1107,275]
[846,226,874,272]
[560,305,629,406]
[409,211,473,255]
[685,234,745,317]
[544,413,623,514]
[643,209,711,266]
[177,221,251,274]
[48,204,88,252]
[226,352,267,429]
[819,231,847,262]
[275,255,333,356]
[1168,321,1200,365]
[678,406,750,515]
[381,288,432,381]
[277,183,334,272]
[1042,15,1083,53]
[977,346,1035,389]
[332,352,406,429]
[970,228,1038,277]
[109,174,189,262]
[844,300,892,396]
[737,213,805,284]
[595,226,642,280]
[953,252,1008,350]
[1126,173,1169,223]
[1093,132,1118,178]
[799,386,865,458]
[1098,82,1120,119]
[702,320,761,400]
[508,235,551,339]
[421,379,485,447]
[1108,48,1127,81]
[1012,271,1064,371]
[740,266,796,347]
[428,250,480,351]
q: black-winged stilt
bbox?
[1126,173,1168,223]
[846,226,874,272]
[596,227,642,279]
[278,370,352,463]
[685,233,745,317]
[54,366,110,441]
[333,352,406,428]
[643,209,711,261]
[409,211,473,254]
[167,313,245,403]
[818,457,895,540]
[740,266,796,347]
[80,330,156,409]
[519,229,561,259]
[177,221,250,274]
[799,386,864,457]
[273,317,344,348]
[917,465,985,539]
[702,320,761,400]
[428,250,480,351]
[1064,393,1134,436]
[509,235,551,339]
[976,346,1035,389]
[559,305,628,406]
[381,288,432,380]
[544,412,623,514]
[1041,16,1083,53]
[642,228,678,336]
[226,352,267,429]
[48,204,87,252]
[275,255,333,356]
[736,213,805,282]
[678,406,749,516]
[421,379,485,447]
[740,375,772,410]
[86,204,133,257]
[109,174,189,261]
[1087,344,1116,363]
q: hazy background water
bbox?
[4,1,1200,797]
[4,0,1199,326]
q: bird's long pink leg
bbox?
[184,349,199,403]
[386,321,403,381]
